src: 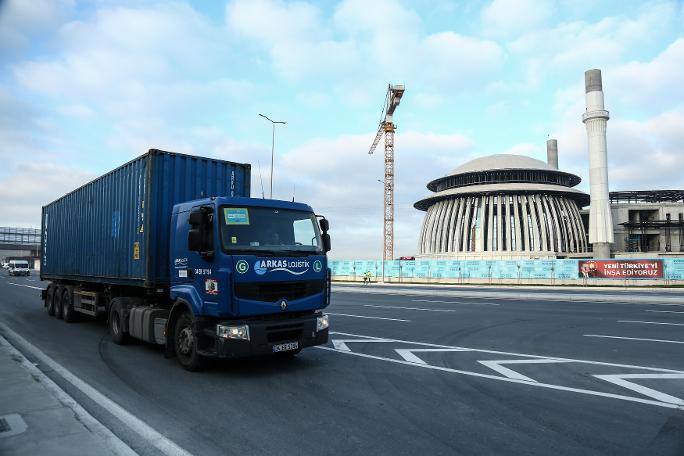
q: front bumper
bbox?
[200,313,328,358]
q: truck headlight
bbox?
[316,314,329,332]
[217,324,250,341]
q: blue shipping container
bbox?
[41,149,251,287]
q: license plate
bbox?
[272,341,299,353]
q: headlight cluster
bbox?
[217,324,250,340]
[316,314,329,332]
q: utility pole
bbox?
[259,113,286,198]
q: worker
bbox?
[363,271,373,285]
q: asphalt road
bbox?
[1,273,683,455]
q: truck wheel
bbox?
[62,288,78,323]
[109,299,130,345]
[174,312,207,372]
[53,286,64,319]
[46,286,56,316]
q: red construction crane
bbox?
[368,84,405,265]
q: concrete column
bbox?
[461,197,473,251]
[453,197,467,252]
[487,195,494,251]
[533,196,548,251]
[547,139,559,169]
[583,69,614,258]
[447,198,461,252]
[440,199,455,252]
[521,195,531,251]
[496,195,503,251]
[513,195,522,251]
[477,195,486,252]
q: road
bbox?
[1,273,683,455]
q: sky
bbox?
[1,0,683,259]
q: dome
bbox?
[449,154,556,175]
[414,152,589,259]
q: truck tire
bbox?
[109,299,130,345]
[46,286,56,316]
[54,287,64,319]
[62,288,79,323]
[174,312,207,372]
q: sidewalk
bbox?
[0,335,135,456]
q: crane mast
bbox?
[369,84,405,267]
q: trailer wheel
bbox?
[109,299,130,345]
[174,312,207,372]
[54,288,64,320]
[46,286,56,316]
[62,288,78,323]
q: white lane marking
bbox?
[395,348,470,364]
[0,334,138,456]
[595,374,684,405]
[364,304,460,313]
[584,334,684,344]
[618,320,684,327]
[645,310,684,315]
[326,312,410,322]
[478,359,574,383]
[0,322,194,456]
[317,346,683,410]
[329,331,684,371]
[8,282,43,290]
[332,339,393,352]
[412,299,500,306]
[319,332,684,410]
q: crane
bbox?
[369,83,405,267]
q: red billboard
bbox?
[578,260,663,279]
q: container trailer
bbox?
[41,149,330,370]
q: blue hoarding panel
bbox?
[41,149,250,287]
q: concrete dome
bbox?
[450,154,555,175]
[415,153,589,259]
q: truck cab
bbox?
[165,196,331,367]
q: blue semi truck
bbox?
[40,150,330,370]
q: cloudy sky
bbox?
[1,0,683,259]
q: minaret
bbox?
[546,139,558,169]
[582,69,613,258]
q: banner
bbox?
[577,259,663,279]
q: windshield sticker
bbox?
[254,259,310,276]
[224,208,249,225]
[231,236,237,244]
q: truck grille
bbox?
[235,280,324,303]
[266,322,304,343]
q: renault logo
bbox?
[280,300,287,311]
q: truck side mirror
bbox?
[319,218,329,232]
[322,233,331,252]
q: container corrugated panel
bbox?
[41,149,250,287]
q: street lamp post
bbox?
[258,113,286,199]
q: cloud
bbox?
[275,131,474,259]
[508,2,680,73]
[0,163,95,227]
[482,0,554,38]
[0,0,75,54]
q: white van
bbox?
[8,260,30,276]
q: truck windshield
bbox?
[220,206,322,254]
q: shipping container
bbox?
[41,149,251,287]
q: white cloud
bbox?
[275,131,474,259]
[0,163,94,227]
[482,0,555,38]
[0,0,75,53]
